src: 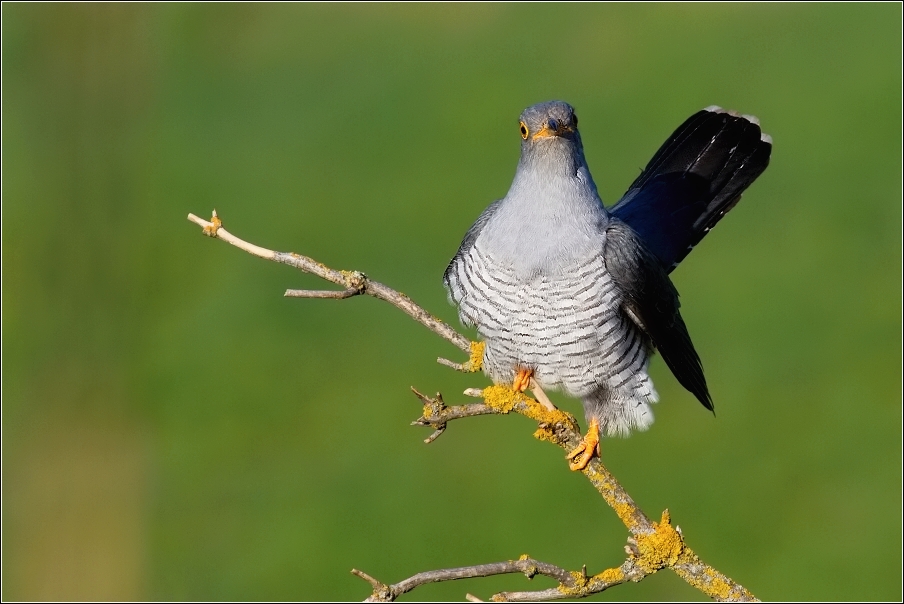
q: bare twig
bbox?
[352,555,640,602]
[188,210,759,602]
[285,288,361,299]
[437,341,485,373]
[188,211,470,352]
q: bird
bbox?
[443,101,771,470]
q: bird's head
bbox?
[517,101,586,174]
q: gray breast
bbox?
[444,238,651,402]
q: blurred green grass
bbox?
[2,3,900,601]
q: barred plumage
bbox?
[445,242,657,436]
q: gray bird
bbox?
[444,101,771,469]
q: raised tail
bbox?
[610,106,772,272]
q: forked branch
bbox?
[187,211,470,353]
[351,555,645,602]
[188,210,758,602]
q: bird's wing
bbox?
[611,107,772,273]
[443,198,504,292]
[604,219,713,411]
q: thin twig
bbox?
[284,288,361,299]
[437,356,469,370]
[188,211,470,352]
[353,555,644,602]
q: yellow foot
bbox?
[566,418,600,471]
[512,368,533,392]
[512,368,557,411]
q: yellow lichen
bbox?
[611,500,641,531]
[482,384,520,413]
[340,270,366,290]
[707,573,733,599]
[467,341,485,372]
[556,574,587,597]
[202,212,222,237]
[556,585,578,597]
[595,566,625,584]
[532,425,558,444]
[514,554,539,579]
[521,402,575,427]
[634,510,685,573]
[677,567,736,600]
[555,565,626,598]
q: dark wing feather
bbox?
[611,107,772,272]
[604,220,713,411]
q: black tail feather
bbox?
[611,107,772,272]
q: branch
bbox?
[351,555,645,602]
[410,388,757,602]
[188,210,758,602]
[188,211,470,353]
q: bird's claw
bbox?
[566,418,600,471]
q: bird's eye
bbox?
[573,113,578,128]
[519,121,529,140]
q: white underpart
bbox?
[445,233,659,437]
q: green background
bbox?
[2,4,900,601]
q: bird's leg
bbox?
[566,418,600,471]
[513,368,557,411]
[529,379,557,412]
[512,368,533,392]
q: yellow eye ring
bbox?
[519,121,529,140]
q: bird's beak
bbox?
[532,118,574,140]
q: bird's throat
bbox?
[480,171,609,277]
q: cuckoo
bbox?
[443,101,771,470]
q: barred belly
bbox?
[445,244,654,410]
